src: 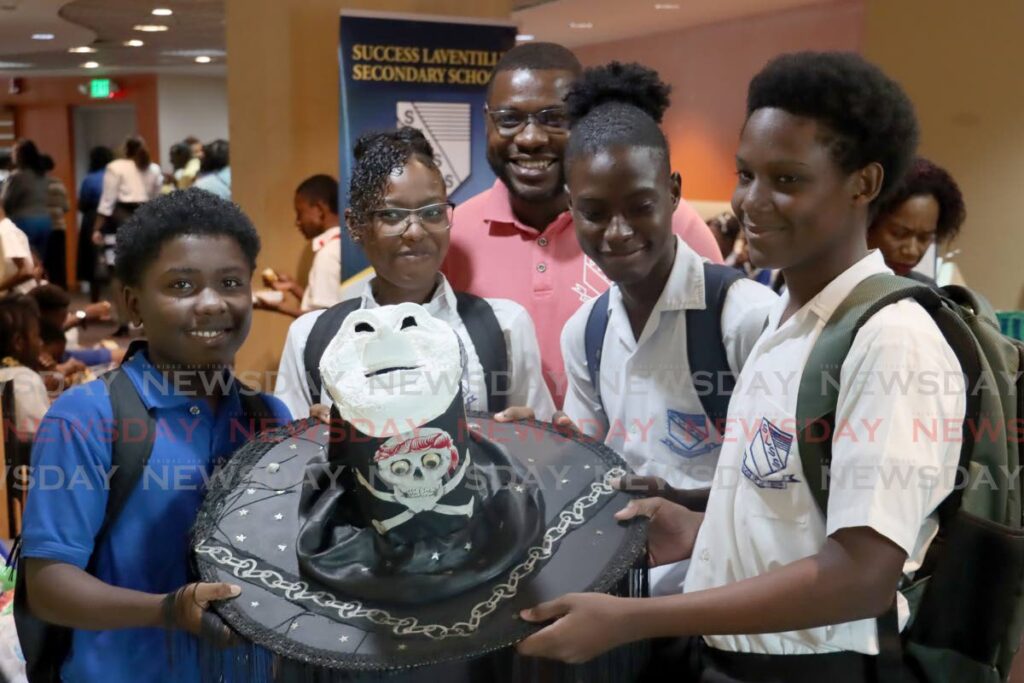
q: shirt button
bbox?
[536,263,547,273]
[537,237,549,247]
[700,549,710,562]
[189,405,201,416]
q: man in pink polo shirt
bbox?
[443,43,721,405]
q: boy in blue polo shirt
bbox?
[21,189,292,683]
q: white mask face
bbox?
[320,303,462,437]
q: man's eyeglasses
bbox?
[486,106,570,137]
[369,202,455,237]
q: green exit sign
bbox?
[89,79,113,98]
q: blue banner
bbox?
[338,11,517,284]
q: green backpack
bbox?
[796,273,1024,683]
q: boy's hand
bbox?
[83,301,112,322]
[616,474,711,511]
[170,582,241,648]
[310,403,331,423]
[517,593,633,663]
[494,406,535,422]
[614,497,703,567]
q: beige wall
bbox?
[226,0,512,388]
[574,0,864,201]
[865,0,1024,310]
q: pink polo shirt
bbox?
[442,180,723,407]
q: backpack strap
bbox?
[454,292,509,413]
[686,264,744,435]
[303,298,363,405]
[584,289,612,425]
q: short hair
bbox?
[28,284,71,313]
[0,294,40,359]
[348,127,438,225]
[39,318,66,345]
[115,188,260,286]
[40,154,55,173]
[746,51,918,206]
[200,139,230,173]
[565,61,672,169]
[488,42,582,97]
[89,146,115,173]
[13,139,45,175]
[872,157,966,242]
[295,174,339,214]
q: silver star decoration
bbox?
[235,534,246,543]
[584,464,591,470]
[514,485,524,493]
[339,635,349,643]
[274,513,284,520]
[463,542,472,552]
[250,601,259,607]
[290,623,299,630]
[596,530,604,535]
[238,509,249,517]
[561,478,569,484]
[267,462,280,473]
[289,444,298,450]
[430,552,440,561]
[278,544,287,552]
[275,490,286,495]
[321,430,330,437]
[245,488,256,495]
[527,457,535,463]
[360,567,369,573]
[397,644,407,651]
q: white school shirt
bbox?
[0,217,36,294]
[0,365,50,436]
[560,236,777,489]
[275,274,555,421]
[685,250,965,656]
[97,159,162,217]
[300,227,371,311]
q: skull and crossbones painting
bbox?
[356,428,475,534]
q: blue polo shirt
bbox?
[22,351,292,683]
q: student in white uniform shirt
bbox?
[516,52,964,682]
[275,128,554,421]
[0,213,40,294]
[256,174,370,319]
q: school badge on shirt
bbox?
[742,417,799,489]
[661,410,717,458]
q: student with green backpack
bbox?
[516,51,1024,682]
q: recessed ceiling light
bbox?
[194,55,212,64]
[82,61,100,69]
[32,33,55,40]
[655,3,681,8]
[0,62,32,69]
[124,39,145,47]
[133,24,168,32]
[568,22,593,29]
[515,34,535,42]
[68,46,96,53]
[151,8,173,16]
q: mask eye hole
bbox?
[390,459,411,476]
[400,316,417,330]
[421,452,442,470]
[355,322,375,333]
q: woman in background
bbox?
[1,140,52,258]
[193,139,231,200]
[77,146,114,301]
[40,155,71,289]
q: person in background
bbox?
[0,209,41,294]
[37,318,87,395]
[165,141,193,192]
[0,149,12,186]
[867,156,966,285]
[1,140,53,257]
[28,284,119,366]
[255,174,365,318]
[93,135,162,336]
[77,146,115,301]
[443,43,723,406]
[0,293,50,438]
[40,154,71,289]
[706,211,741,263]
[193,139,231,200]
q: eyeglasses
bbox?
[486,106,570,137]
[369,202,455,237]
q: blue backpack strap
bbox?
[303,298,363,405]
[584,290,612,419]
[454,292,509,413]
[685,263,744,436]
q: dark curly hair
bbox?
[565,61,672,169]
[871,157,966,242]
[348,127,439,225]
[746,51,918,206]
[115,188,260,286]
[200,139,229,173]
[0,293,40,360]
[28,284,70,314]
[296,174,339,214]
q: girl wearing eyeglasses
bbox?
[274,127,554,422]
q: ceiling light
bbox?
[124,39,144,47]
[515,34,535,42]
[133,24,168,32]
[568,22,593,29]
[151,7,173,16]
[68,46,96,53]
[194,55,212,64]
[82,61,99,69]
[0,62,31,69]
[655,3,681,8]
[31,33,55,40]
